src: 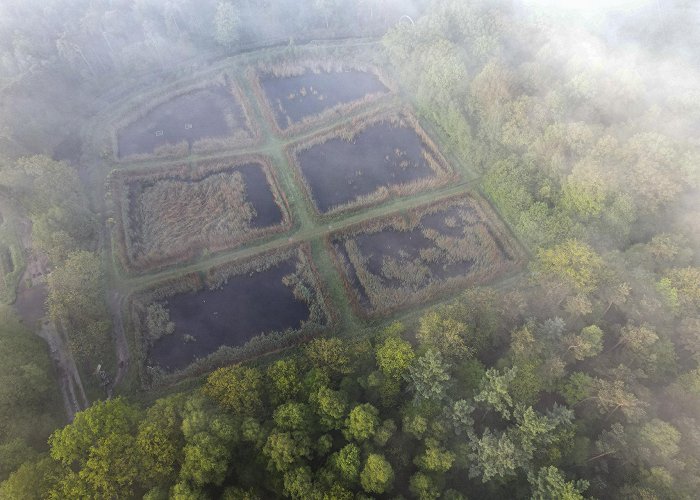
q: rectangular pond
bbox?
[148,259,309,372]
[117,84,250,159]
[135,246,329,376]
[291,112,452,214]
[260,70,388,129]
[114,159,290,272]
[330,195,524,315]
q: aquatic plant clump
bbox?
[128,244,332,387]
[109,156,291,274]
[329,195,526,316]
[288,109,456,216]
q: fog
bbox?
[0,1,698,498]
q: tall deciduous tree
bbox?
[529,466,588,500]
[360,453,394,494]
[267,358,302,405]
[203,365,263,417]
[533,239,604,295]
[589,379,647,422]
[305,337,351,375]
[48,399,141,499]
[417,311,471,359]
[344,403,379,442]
[376,334,415,381]
[474,367,517,419]
[406,349,451,402]
[565,325,604,361]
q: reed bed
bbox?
[328,194,526,317]
[109,155,291,274]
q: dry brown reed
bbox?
[108,155,291,274]
[327,194,526,317]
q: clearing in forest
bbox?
[329,195,525,316]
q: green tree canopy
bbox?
[360,453,394,494]
[344,403,380,442]
[375,335,415,381]
[406,349,451,402]
[533,239,604,294]
[48,398,141,498]
[203,365,263,417]
[529,466,588,500]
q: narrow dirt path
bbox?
[13,219,88,420]
[108,289,129,394]
[36,318,88,419]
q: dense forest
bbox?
[0,0,699,499]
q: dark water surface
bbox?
[333,202,516,311]
[297,122,437,212]
[118,86,245,158]
[149,259,310,371]
[237,163,284,228]
[262,70,388,128]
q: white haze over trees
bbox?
[0,1,698,498]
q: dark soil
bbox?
[262,70,387,128]
[149,259,310,372]
[117,85,247,158]
[297,122,437,213]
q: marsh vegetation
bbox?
[111,158,290,273]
